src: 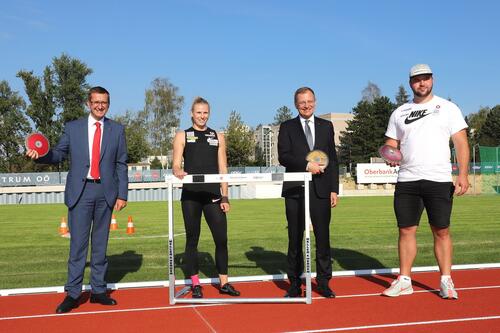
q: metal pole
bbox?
[304,175,312,304]
[167,177,176,304]
[497,147,499,194]
[473,145,476,195]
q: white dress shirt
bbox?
[299,115,315,147]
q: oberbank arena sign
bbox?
[356,163,399,184]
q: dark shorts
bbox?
[394,180,455,228]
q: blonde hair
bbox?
[190,96,210,124]
[191,96,210,112]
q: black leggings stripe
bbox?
[181,198,228,276]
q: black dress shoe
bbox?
[90,293,117,305]
[191,285,203,298]
[284,282,303,298]
[56,295,79,314]
[284,280,303,298]
[317,285,336,298]
[219,283,240,296]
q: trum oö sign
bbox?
[357,163,399,184]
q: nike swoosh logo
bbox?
[404,112,430,124]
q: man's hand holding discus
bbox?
[379,143,403,167]
[25,132,50,160]
[306,150,329,174]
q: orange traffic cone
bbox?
[110,214,118,230]
[59,217,69,235]
[126,216,135,235]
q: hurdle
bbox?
[166,172,313,304]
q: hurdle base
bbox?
[173,297,311,304]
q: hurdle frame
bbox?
[167,172,313,304]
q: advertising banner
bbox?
[357,163,399,184]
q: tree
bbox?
[52,54,93,123]
[144,78,184,159]
[272,105,293,125]
[395,85,409,107]
[338,96,395,166]
[150,157,163,169]
[225,110,255,166]
[17,53,92,147]
[0,81,31,172]
[113,110,151,163]
[467,106,491,147]
[16,67,59,147]
[361,81,381,103]
[250,145,266,166]
[477,105,500,146]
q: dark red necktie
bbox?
[90,122,101,179]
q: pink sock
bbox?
[191,275,200,286]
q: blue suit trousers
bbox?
[65,182,112,298]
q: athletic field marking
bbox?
[1,285,499,322]
[192,306,217,333]
[109,232,185,240]
[283,315,500,332]
[335,284,500,299]
[0,303,229,321]
[3,263,499,296]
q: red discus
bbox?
[378,144,402,164]
[25,133,50,157]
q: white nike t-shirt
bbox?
[385,95,468,182]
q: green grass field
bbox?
[0,195,498,289]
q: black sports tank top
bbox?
[181,127,221,196]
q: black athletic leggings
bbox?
[181,192,228,276]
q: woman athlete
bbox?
[172,97,240,298]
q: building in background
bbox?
[317,113,354,146]
[254,125,277,166]
[127,162,150,171]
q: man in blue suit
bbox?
[27,86,128,313]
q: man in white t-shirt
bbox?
[382,64,470,300]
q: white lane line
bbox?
[335,284,500,299]
[284,315,500,332]
[3,264,500,296]
[109,232,185,240]
[0,303,229,321]
[1,285,499,322]
[192,306,217,333]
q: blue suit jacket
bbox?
[38,116,128,208]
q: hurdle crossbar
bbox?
[166,172,313,304]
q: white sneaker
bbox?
[382,277,414,297]
[439,278,458,299]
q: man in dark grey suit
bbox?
[278,87,339,298]
[27,86,128,313]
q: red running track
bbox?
[1,268,499,333]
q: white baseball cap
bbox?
[409,64,433,78]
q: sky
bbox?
[2,0,499,131]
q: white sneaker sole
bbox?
[382,287,414,297]
[440,291,458,299]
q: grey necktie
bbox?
[304,119,313,150]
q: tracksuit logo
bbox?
[404,109,430,124]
